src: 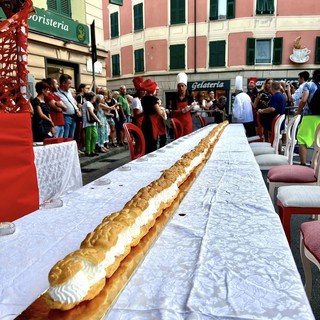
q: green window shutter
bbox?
[226,0,235,19]
[246,38,255,65]
[273,37,283,65]
[112,54,120,77]
[256,0,274,14]
[47,0,57,11]
[209,0,218,20]
[315,37,320,64]
[111,12,119,38]
[47,0,71,16]
[134,49,144,73]
[170,44,185,70]
[171,0,185,25]
[134,3,143,31]
[60,0,71,16]
[209,41,226,67]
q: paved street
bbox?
[80,145,130,185]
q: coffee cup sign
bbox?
[290,36,311,63]
[293,48,311,62]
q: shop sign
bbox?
[28,7,89,45]
[188,80,230,91]
[253,78,298,88]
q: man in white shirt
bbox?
[56,74,80,139]
[287,71,309,113]
[232,76,255,137]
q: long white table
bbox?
[33,140,83,204]
[0,125,314,319]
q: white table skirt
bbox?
[33,140,83,204]
[0,125,314,320]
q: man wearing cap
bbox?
[170,72,194,135]
[247,77,259,105]
[232,76,256,137]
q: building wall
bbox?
[103,0,320,105]
[26,0,108,94]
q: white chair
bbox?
[267,123,320,203]
[255,114,301,170]
[300,220,320,299]
[248,112,263,143]
[251,114,286,156]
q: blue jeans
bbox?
[54,125,64,138]
[63,116,76,139]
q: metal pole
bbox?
[90,20,97,93]
[194,0,197,74]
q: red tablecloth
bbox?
[0,113,39,221]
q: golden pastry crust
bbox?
[45,121,229,311]
[81,221,126,250]
[49,258,82,287]
[48,248,106,287]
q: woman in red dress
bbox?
[140,79,166,154]
[170,72,194,135]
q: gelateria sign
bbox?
[188,80,230,91]
[28,7,89,45]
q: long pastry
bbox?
[45,121,228,310]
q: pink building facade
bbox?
[103,0,320,107]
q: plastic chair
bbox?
[197,115,206,127]
[277,185,320,244]
[171,118,184,139]
[300,220,320,299]
[249,114,281,148]
[254,114,299,170]
[123,123,146,160]
[251,114,285,156]
[267,122,320,203]
[248,112,263,143]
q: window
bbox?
[246,37,282,65]
[209,41,226,67]
[170,0,185,25]
[110,12,119,38]
[134,49,144,73]
[112,54,120,77]
[316,37,320,64]
[170,44,185,70]
[209,0,235,20]
[256,0,274,15]
[133,3,143,31]
[47,0,71,17]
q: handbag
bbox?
[86,108,96,123]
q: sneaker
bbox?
[78,149,85,155]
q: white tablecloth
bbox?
[33,141,83,204]
[0,125,314,320]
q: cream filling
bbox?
[48,124,226,305]
[48,260,106,304]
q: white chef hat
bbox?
[177,72,188,86]
[235,76,243,91]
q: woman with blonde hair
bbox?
[103,90,118,146]
[95,94,110,152]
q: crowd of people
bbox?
[30,69,320,163]
[30,72,228,156]
[232,69,320,165]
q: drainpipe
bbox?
[194,0,197,73]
